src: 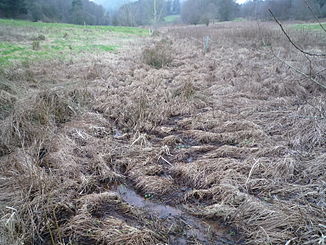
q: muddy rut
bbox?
[34,30,325,244]
[49,106,246,244]
[2,22,326,245]
[116,185,239,244]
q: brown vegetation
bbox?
[1,21,326,245]
[141,39,174,68]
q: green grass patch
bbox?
[292,22,326,31]
[92,45,117,51]
[0,42,25,55]
[163,15,180,23]
[232,18,246,22]
[0,19,149,36]
[75,44,118,52]
[0,18,148,65]
[0,41,119,65]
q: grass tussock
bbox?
[62,192,164,245]
[65,215,162,245]
[0,60,97,245]
[288,97,326,151]
[141,39,174,68]
[0,88,92,152]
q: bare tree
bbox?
[269,8,326,89]
[151,0,166,31]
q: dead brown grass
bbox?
[1,21,326,245]
[141,39,174,69]
[166,21,326,50]
[61,192,165,245]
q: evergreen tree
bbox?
[72,0,82,10]
[0,0,27,18]
[216,0,237,21]
[71,0,84,24]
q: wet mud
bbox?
[116,185,242,245]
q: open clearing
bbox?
[0,20,326,245]
[0,19,148,66]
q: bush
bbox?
[32,40,40,50]
[32,34,46,41]
[37,34,46,41]
[141,40,173,69]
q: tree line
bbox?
[113,0,326,26]
[240,0,326,20]
[113,0,180,26]
[0,0,325,26]
[0,0,180,26]
[0,0,110,25]
[181,0,238,24]
[180,0,326,25]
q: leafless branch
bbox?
[268,9,326,57]
[304,0,326,33]
[271,48,326,89]
[316,67,326,75]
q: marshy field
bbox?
[0,19,326,245]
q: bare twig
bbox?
[245,159,259,187]
[159,156,172,166]
[268,9,326,57]
[316,67,326,75]
[304,0,326,33]
[271,49,326,89]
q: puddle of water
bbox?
[116,185,240,245]
[113,129,123,138]
[117,185,182,218]
[170,236,187,245]
[187,156,194,163]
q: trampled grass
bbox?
[1,20,325,245]
[0,19,148,65]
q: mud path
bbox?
[116,184,240,245]
[38,88,245,244]
[18,38,246,243]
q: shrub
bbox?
[32,34,46,41]
[37,34,46,40]
[141,40,173,69]
[32,40,40,50]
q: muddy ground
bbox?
[1,22,326,245]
